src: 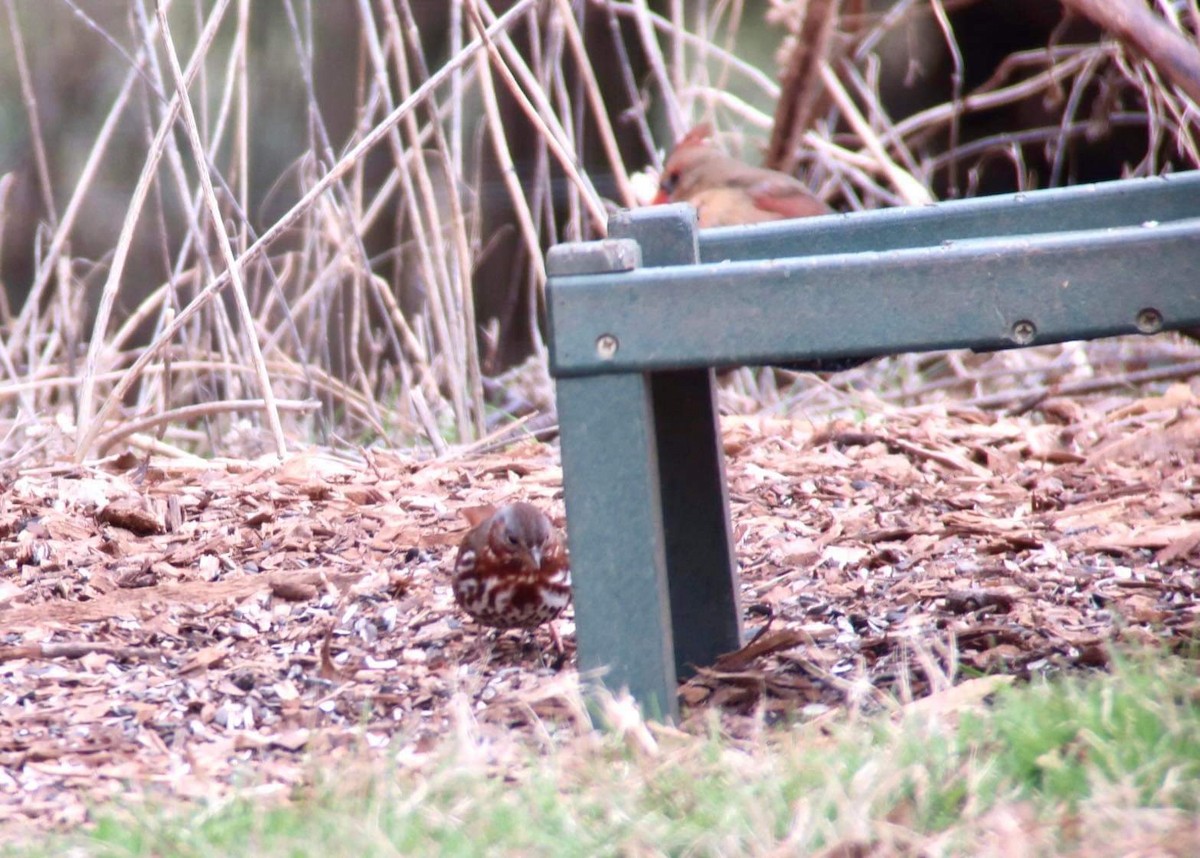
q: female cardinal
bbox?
[654,124,831,227]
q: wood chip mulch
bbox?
[1,383,1198,832]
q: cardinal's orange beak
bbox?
[652,188,670,205]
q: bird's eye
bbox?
[660,171,678,194]
[505,533,519,546]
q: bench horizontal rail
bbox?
[549,217,1200,375]
[547,171,1200,718]
[698,171,1200,263]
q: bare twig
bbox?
[72,2,539,456]
[552,0,636,207]
[971,358,1200,411]
[151,1,287,458]
[818,61,933,205]
[928,0,964,196]
[75,0,233,459]
[765,0,838,173]
[1060,0,1200,105]
[0,642,161,663]
[97,397,319,456]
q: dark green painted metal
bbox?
[551,216,1200,375]
[649,369,742,676]
[546,238,641,276]
[556,372,678,720]
[699,170,1200,263]
[610,205,743,684]
[609,203,699,264]
[546,170,1200,718]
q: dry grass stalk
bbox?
[153,0,286,457]
[0,1,1197,463]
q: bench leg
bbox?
[650,368,742,677]
[556,372,678,720]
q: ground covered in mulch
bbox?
[1,383,1198,831]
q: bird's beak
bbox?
[528,545,543,569]
[652,188,670,205]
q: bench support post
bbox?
[550,207,744,718]
[548,174,1200,721]
[650,368,742,677]
[610,208,742,682]
[556,372,678,719]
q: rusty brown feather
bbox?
[452,502,571,630]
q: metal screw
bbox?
[1011,319,1036,345]
[1135,307,1163,334]
[595,334,619,359]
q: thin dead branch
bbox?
[1060,0,1200,105]
[0,642,162,663]
[765,0,839,173]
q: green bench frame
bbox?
[545,171,1200,719]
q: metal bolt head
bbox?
[1136,307,1163,334]
[595,334,619,360]
[1010,320,1037,345]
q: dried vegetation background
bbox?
[0,0,1199,834]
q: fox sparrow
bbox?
[452,502,571,630]
[654,123,831,227]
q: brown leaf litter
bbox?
[1,385,1199,832]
